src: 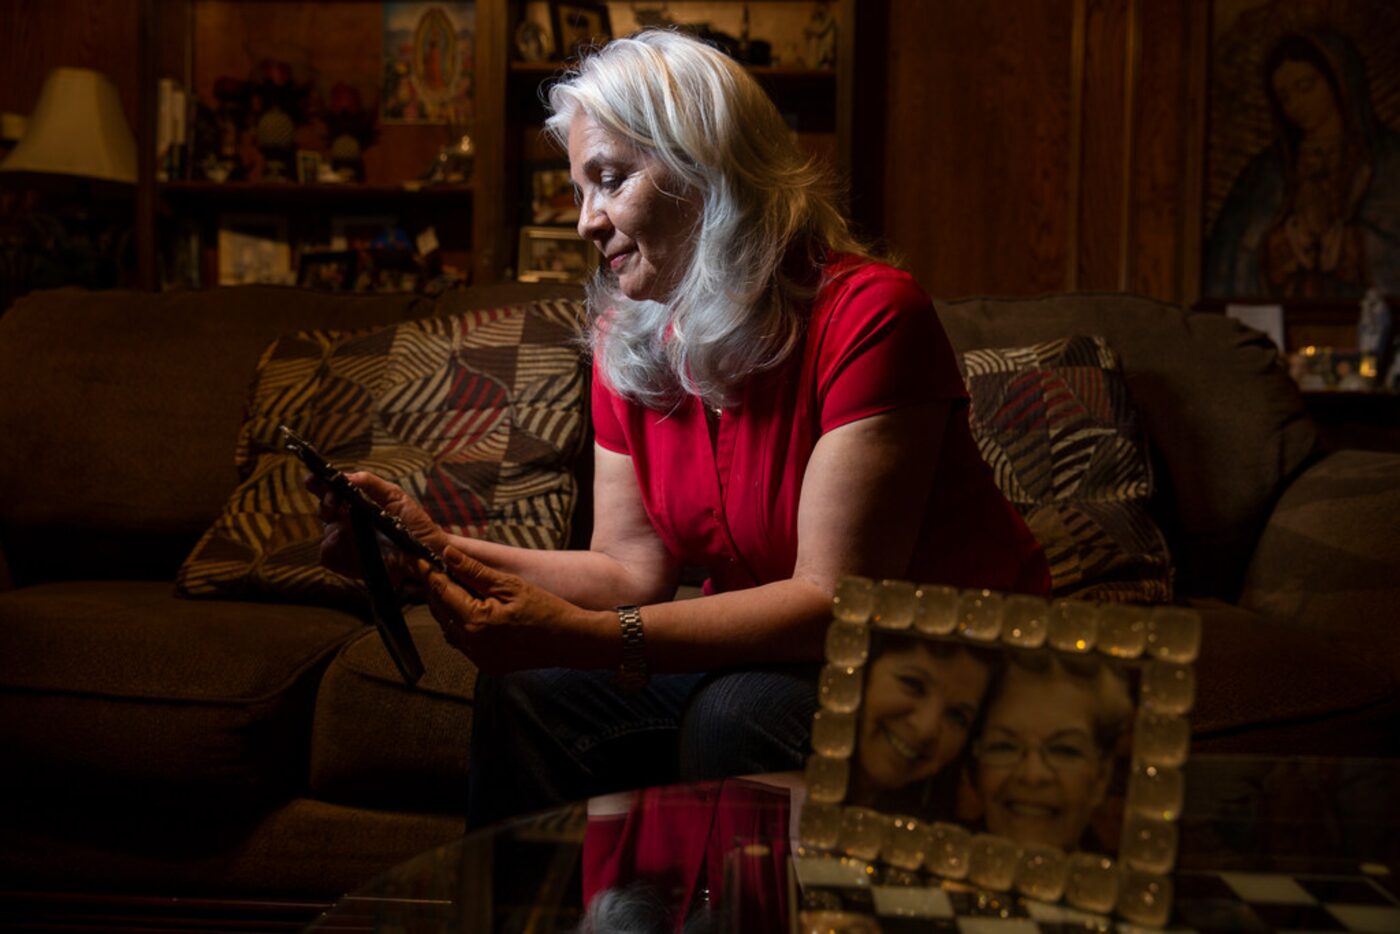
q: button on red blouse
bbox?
[591,257,1050,597]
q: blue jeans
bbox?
[467,667,819,827]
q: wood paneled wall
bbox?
[875,0,1198,304]
[0,0,189,140]
[6,0,1203,303]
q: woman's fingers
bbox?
[420,548,497,613]
[441,545,507,594]
[345,470,401,506]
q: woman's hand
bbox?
[307,470,449,580]
[418,546,606,674]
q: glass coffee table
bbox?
[310,756,1400,932]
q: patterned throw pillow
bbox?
[176,299,588,607]
[962,335,1173,603]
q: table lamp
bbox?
[0,67,137,184]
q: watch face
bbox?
[515,20,552,62]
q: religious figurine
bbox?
[804,1,837,70]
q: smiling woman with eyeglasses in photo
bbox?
[970,651,1134,852]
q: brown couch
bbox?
[0,286,1396,911]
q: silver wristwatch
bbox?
[613,605,648,691]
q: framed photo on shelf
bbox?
[355,248,423,293]
[297,251,356,291]
[295,150,322,184]
[517,226,598,283]
[217,215,293,286]
[330,215,401,251]
[514,17,553,63]
[550,0,611,61]
[524,161,579,226]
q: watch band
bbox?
[613,605,648,691]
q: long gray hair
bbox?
[544,29,870,410]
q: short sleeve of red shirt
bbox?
[591,366,629,455]
[813,264,968,434]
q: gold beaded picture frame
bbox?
[798,577,1200,927]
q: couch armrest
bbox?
[1239,449,1400,671]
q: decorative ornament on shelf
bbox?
[323,83,378,183]
[630,2,675,29]
[204,76,251,182]
[803,0,837,69]
[419,134,475,186]
[248,59,313,182]
[1357,287,1395,390]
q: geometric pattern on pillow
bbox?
[175,299,588,608]
[963,335,1173,603]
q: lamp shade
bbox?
[0,67,137,184]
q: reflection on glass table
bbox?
[310,757,1400,933]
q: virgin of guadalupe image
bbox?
[413,8,460,113]
[1204,30,1400,299]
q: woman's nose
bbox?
[905,701,944,750]
[1014,745,1055,783]
[577,194,609,241]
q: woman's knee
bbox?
[677,669,817,779]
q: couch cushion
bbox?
[936,294,1318,600]
[308,605,476,812]
[963,335,1172,602]
[0,287,431,586]
[0,796,465,899]
[1239,449,1400,677]
[1188,597,1396,751]
[175,298,588,607]
[0,580,362,804]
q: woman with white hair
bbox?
[315,29,1048,826]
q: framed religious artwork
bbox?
[381,1,476,125]
[1197,0,1400,307]
[798,577,1200,927]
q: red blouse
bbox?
[591,257,1050,596]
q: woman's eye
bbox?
[599,172,623,192]
[1050,743,1089,762]
[947,708,972,730]
[896,675,925,697]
